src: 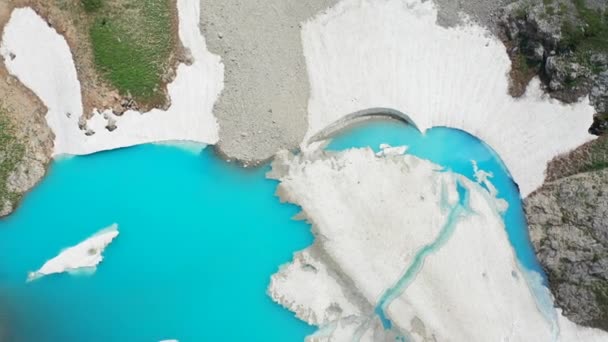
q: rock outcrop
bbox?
[525,168,608,330]
[500,0,608,132]
[590,72,608,135]
[544,135,608,182]
[504,3,608,326]
[0,1,54,218]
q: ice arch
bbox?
[301,0,596,197]
[307,107,419,143]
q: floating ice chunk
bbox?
[376,144,407,156]
[472,160,508,212]
[27,224,119,282]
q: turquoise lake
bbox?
[326,120,545,274]
[0,120,544,341]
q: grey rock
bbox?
[500,0,605,107]
[0,88,53,218]
[78,115,87,131]
[545,56,566,91]
[199,0,339,164]
[544,55,592,101]
[430,0,514,33]
[591,71,608,114]
[105,117,117,132]
[525,169,608,329]
[0,200,12,217]
[501,1,561,49]
[532,42,545,63]
[7,159,46,194]
[591,54,608,68]
[590,114,608,135]
[113,96,139,116]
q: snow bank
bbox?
[386,175,552,341]
[269,146,608,341]
[272,148,459,311]
[0,0,223,156]
[268,245,364,326]
[27,224,119,282]
[301,0,596,197]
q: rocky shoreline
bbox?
[500,0,608,133]
[500,0,608,329]
[526,168,608,330]
[0,2,53,218]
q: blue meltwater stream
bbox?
[373,181,472,331]
[0,120,545,341]
[327,120,549,338]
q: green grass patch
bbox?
[543,0,556,15]
[516,3,531,19]
[87,0,175,105]
[558,3,569,16]
[579,133,608,172]
[81,0,103,12]
[561,0,608,54]
[591,282,608,330]
[518,52,531,74]
[0,108,25,208]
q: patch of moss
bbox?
[518,52,531,74]
[564,72,584,89]
[577,133,608,172]
[81,0,103,13]
[0,107,25,211]
[558,2,569,16]
[591,282,608,329]
[87,0,175,106]
[516,2,532,19]
[561,0,608,56]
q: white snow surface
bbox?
[269,146,608,341]
[0,0,223,156]
[301,0,596,197]
[268,246,364,326]
[27,224,119,282]
[273,148,458,308]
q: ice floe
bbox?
[27,224,119,282]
